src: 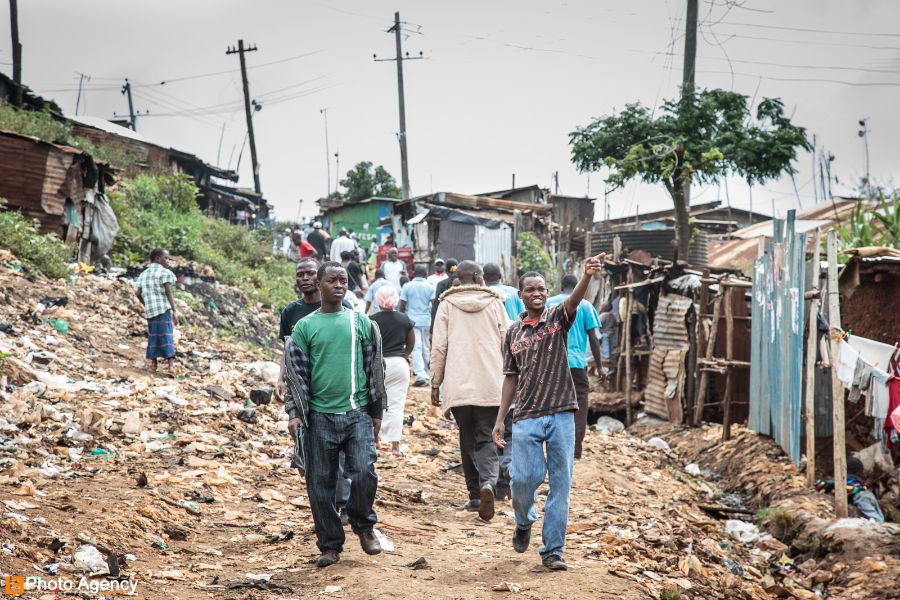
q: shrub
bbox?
[0,199,71,279]
[517,231,552,282]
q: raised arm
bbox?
[562,253,605,321]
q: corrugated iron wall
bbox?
[748,211,807,463]
[474,224,514,282]
[591,229,709,267]
[644,294,693,423]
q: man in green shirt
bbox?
[278,261,387,568]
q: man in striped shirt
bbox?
[493,253,604,571]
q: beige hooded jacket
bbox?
[430,284,509,416]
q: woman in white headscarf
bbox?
[370,284,415,455]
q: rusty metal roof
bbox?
[653,294,694,351]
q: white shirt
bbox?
[383,259,406,290]
[426,273,448,286]
[330,236,357,262]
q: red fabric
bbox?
[885,349,900,447]
[299,241,316,258]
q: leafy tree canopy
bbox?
[569,88,811,257]
[338,161,401,203]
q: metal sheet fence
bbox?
[748,210,807,463]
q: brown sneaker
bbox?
[357,529,382,555]
[478,484,495,522]
[316,549,340,568]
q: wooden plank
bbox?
[694,292,723,423]
[624,289,634,426]
[804,229,821,487]
[826,230,848,518]
[722,288,735,441]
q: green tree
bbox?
[338,161,401,202]
[569,88,811,259]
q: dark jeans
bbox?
[303,409,378,553]
[451,405,500,499]
[571,368,590,459]
[496,408,514,494]
[294,427,351,506]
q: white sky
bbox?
[5,0,899,222]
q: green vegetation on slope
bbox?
[0,199,71,280]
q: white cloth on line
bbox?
[848,335,896,372]
[380,356,411,443]
[835,340,859,389]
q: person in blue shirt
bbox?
[363,269,389,314]
[399,264,436,386]
[546,275,602,459]
[483,263,524,321]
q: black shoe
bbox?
[542,554,567,570]
[413,379,429,387]
[316,549,340,568]
[463,499,481,512]
[339,504,349,526]
[478,485,495,521]
[357,529,382,555]
[512,527,531,553]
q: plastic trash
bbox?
[647,437,671,451]
[90,448,115,459]
[593,416,625,434]
[724,519,760,544]
[373,528,394,552]
[122,411,142,435]
[47,319,69,335]
[685,463,702,476]
[73,544,110,575]
[178,499,201,515]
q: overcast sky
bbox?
[5,0,899,222]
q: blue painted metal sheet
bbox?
[748,210,806,463]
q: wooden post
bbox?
[826,230,847,518]
[624,289,633,426]
[722,286,735,441]
[687,270,709,426]
[694,291,724,423]
[804,229,821,487]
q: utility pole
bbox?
[227,40,262,195]
[374,12,423,200]
[858,118,870,198]
[811,134,818,205]
[334,151,340,193]
[681,0,699,207]
[75,72,90,116]
[121,79,137,130]
[321,108,331,198]
[9,0,22,105]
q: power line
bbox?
[662,51,900,75]
[722,32,900,52]
[718,20,900,38]
[682,67,900,87]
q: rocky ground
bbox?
[0,258,896,599]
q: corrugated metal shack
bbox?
[322,197,400,249]
[0,129,116,261]
[391,191,553,281]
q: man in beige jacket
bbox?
[430,261,509,522]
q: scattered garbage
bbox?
[250,386,273,406]
[402,557,429,570]
[373,528,394,552]
[73,544,110,575]
[646,437,671,451]
[685,463,701,476]
[492,581,522,592]
[725,519,760,544]
[593,416,625,434]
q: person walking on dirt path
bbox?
[371,285,415,456]
[429,258,459,330]
[426,258,448,286]
[277,261,387,568]
[277,258,354,522]
[134,248,178,373]
[493,254,605,571]
[307,222,328,259]
[431,261,508,522]
[330,228,357,263]
[399,264,435,387]
[383,247,407,290]
[483,262,524,322]
[546,274,603,460]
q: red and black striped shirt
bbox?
[503,303,577,422]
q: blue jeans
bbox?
[293,427,351,506]
[496,408,514,494]
[412,325,430,382]
[303,409,378,553]
[510,411,575,559]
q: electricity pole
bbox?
[681,0,699,207]
[9,0,22,105]
[75,72,90,116]
[858,118,871,198]
[375,12,423,200]
[227,40,262,195]
[321,108,331,198]
[121,79,137,130]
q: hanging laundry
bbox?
[848,335,896,372]
[849,359,873,403]
[835,341,858,389]
[868,369,890,420]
